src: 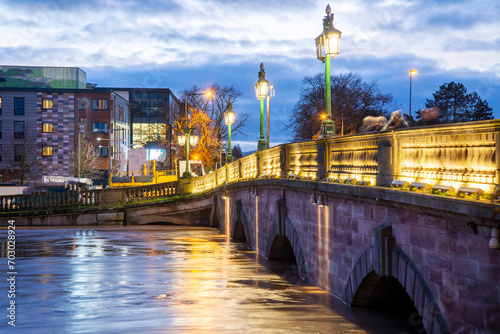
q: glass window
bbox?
[0,97,2,115]
[92,99,108,110]
[0,121,2,139]
[42,99,53,109]
[14,97,24,115]
[14,144,23,162]
[14,121,25,139]
[101,146,108,157]
[119,105,125,122]
[0,144,2,162]
[92,122,108,134]
[94,146,108,157]
[42,122,53,133]
[78,100,87,110]
[42,146,53,156]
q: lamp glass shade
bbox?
[315,34,325,61]
[323,26,342,58]
[189,135,199,146]
[177,134,186,146]
[224,110,235,126]
[255,79,269,100]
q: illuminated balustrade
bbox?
[187,120,500,197]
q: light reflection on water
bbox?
[1,226,419,334]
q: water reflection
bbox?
[1,226,420,333]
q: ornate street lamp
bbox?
[224,99,236,162]
[315,4,342,138]
[177,128,199,178]
[255,63,269,150]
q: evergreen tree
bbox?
[425,82,493,123]
[231,144,243,161]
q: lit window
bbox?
[92,122,108,133]
[79,117,86,123]
[0,97,2,115]
[42,122,53,133]
[14,121,24,139]
[92,99,108,110]
[42,99,53,109]
[14,97,24,115]
[43,146,53,156]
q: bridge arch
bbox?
[342,246,449,334]
[230,200,253,248]
[264,215,309,281]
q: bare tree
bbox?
[3,125,40,185]
[288,73,394,142]
[170,84,251,170]
[184,84,250,140]
[71,136,104,178]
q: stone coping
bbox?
[223,178,496,226]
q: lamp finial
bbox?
[258,63,266,80]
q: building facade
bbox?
[0,87,130,184]
[0,66,182,184]
[106,88,182,171]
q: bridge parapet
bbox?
[0,181,178,213]
[192,120,500,195]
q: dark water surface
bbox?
[1,226,421,333]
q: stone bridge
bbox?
[3,120,500,333]
[207,177,498,334]
[138,120,500,333]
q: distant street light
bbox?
[224,99,236,162]
[409,69,417,125]
[315,4,342,138]
[255,63,269,151]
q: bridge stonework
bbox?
[220,180,499,334]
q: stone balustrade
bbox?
[0,182,178,213]
[192,120,500,194]
[0,188,99,212]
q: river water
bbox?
[1,226,421,333]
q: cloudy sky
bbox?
[1,0,499,152]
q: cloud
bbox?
[0,0,499,143]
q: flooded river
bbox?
[1,226,421,333]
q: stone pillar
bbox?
[316,140,327,179]
[279,145,288,178]
[376,139,394,187]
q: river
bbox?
[1,225,422,333]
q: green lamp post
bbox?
[255,63,269,150]
[224,99,236,163]
[315,4,342,138]
[177,128,199,178]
